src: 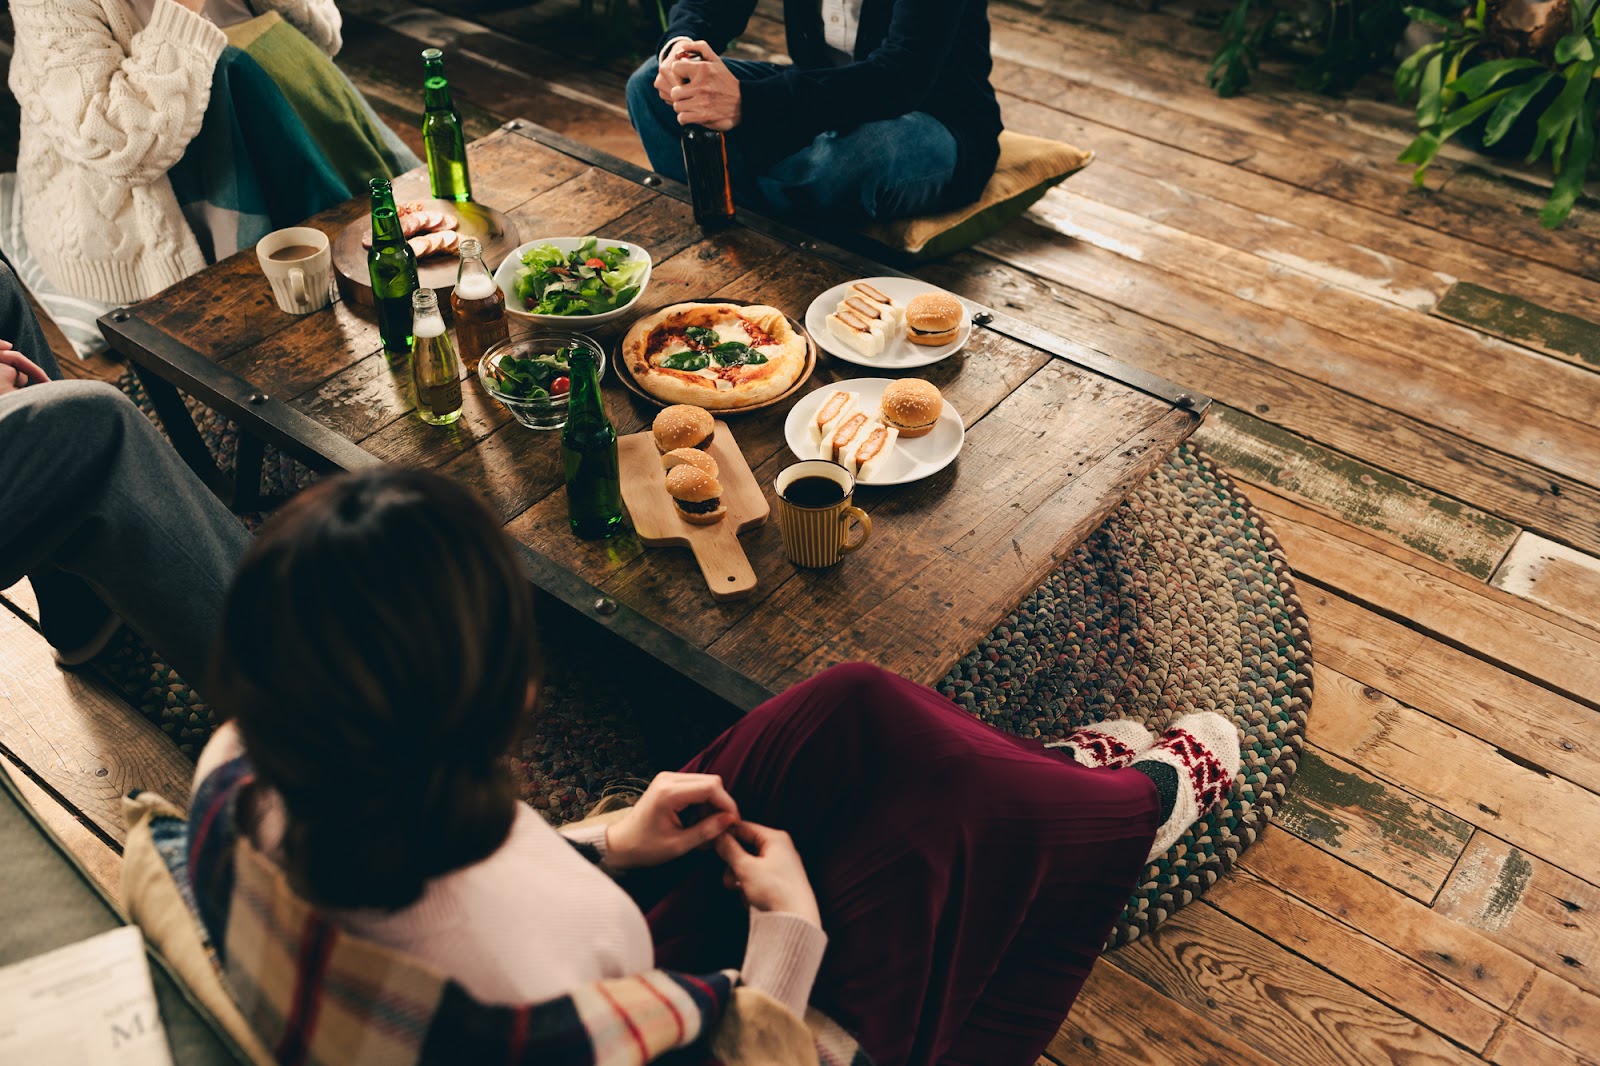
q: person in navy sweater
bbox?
[625,0,1003,223]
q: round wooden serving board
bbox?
[617,420,769,602]
[613,300,817,415]
[333,198,519,309]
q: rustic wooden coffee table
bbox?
[99,121,1207,711]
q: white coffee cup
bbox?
[256,227,334,315]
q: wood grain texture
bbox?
[1252,499,1600,711]
[1304,591,1600,794]
[1435,833,1600,1000]
[1515,969,1600,1061]
[1432,283,1600,372]
[1206,861,1505,1051]
[1493,533,1600,634]
[1048,957,1280,1065]
[0,608,192,845]
[1273,747,1471,901]
[1110,902,1477,1065]
[1239,830,1538,1011]
[1308,663,1600,887]
[1488,1019,1598,1066]
[921,254,1600,560]
[1,752,123,907]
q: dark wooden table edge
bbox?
[498,120,1213,420]
[98,313,780,712]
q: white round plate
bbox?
[783,378,965,487]
[804,276,971,369]
[492,237,652,327]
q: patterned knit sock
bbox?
[1130,712,1241,861]
[1043,718,1156,769]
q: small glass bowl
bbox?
[478,330,607,431]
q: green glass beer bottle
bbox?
[561,346,624,539]
[367,178,419,356]
[421,48,472,202]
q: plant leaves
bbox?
[1417,52,1446,126]
[1446,57,1545,98]
[1398,130,1443,185]
[1395,41,1445,101]
[685,325,719,348]
[1438,86,1518,138]
[1540,88,1596,227]
[1530,59,1599,169]
[1483,70,1557,145]
[1404,7,1461,28]
[1554,35,1595,64]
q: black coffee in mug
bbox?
[783,476,846,507]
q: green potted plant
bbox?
[1395,0,1598,226]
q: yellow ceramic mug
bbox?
[775,460,872,568]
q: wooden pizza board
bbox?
[333,197,519,309]
[617,421,769,602]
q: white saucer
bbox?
[804,277,971,369]
[784,378,964,486]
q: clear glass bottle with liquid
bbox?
[561,345,624,538]
[411,288,463,425]
[368,178,419,356]
[451,237,508,370]
[421,47,472,202]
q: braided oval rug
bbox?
[101,378,1311,945]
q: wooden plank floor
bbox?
[4,0,1599,1061]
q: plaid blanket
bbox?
[184,756,869,1065]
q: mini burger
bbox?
[879,378,942,439]
[653,404,715,453]
[903,292,962,347]
[661,447,718,478]
[665,464,726,525]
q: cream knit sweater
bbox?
[7,0,343,304]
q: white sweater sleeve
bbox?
[8,0,226,187]
[257,0,343,56]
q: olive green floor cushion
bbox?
[860,131,1094,262]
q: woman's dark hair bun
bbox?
[209,468,542,910]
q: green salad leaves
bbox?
[514,237,645,316]
[486,344,580,400]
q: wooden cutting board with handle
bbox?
[617,420,769,601]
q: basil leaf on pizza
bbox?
[660,350,712,371]
[711,341,766,366]
[623,302,809,410]
[685,326,719,349]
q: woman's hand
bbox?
[0,344,49,396]
[603,771,740,870]
[667,43,743,131]
[715,821,821,928]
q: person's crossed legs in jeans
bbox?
[626,56,959,224]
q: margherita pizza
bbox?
[622,302,809,410]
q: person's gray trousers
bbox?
[0,379,251,686]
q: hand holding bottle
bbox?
[667,42,743,131]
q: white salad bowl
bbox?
[492,237,653,328]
